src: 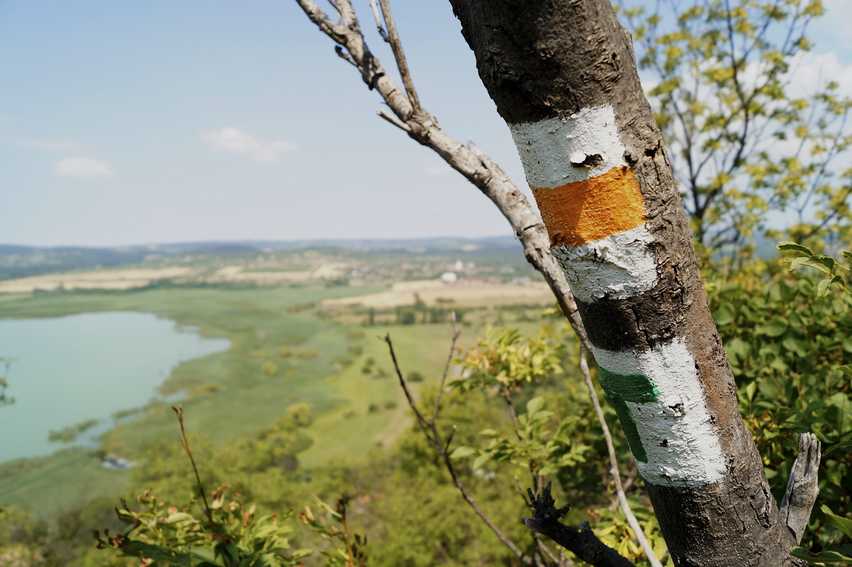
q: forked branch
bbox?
[292,0,588,348]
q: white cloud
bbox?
[201,127,295,163]
[55,157,113,178]
[820,0,852,42]
[784,51,852,99]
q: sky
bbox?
[1,0,850,247]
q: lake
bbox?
[0,312,229,461]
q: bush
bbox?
[407,371,425,383]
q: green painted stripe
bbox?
[598,366,659,463]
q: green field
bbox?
[0,284,478,516]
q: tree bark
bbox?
[449,1,804,565]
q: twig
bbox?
[377,0,421,114]
[579,350,663,567]
[171,406,213,525]
[367,0,389,42]
[383,331,529,562]
[377,109,410,133]
[432,311,460,422]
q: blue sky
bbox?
[1,0,849,246]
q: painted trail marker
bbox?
[510,103,726,487]
[593,339,726,487]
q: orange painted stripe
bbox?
[532,166,645,247]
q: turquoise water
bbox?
[0,312,229,461]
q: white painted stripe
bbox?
[591,338,726,487]
[509,105,627,188]
[552,225,658,303]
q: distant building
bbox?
[440,271,458,284]
[101,454,133,470]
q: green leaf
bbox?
[450,446,476,460]
[756,320,787,337]
[163,511,195,524]
[472,453,490,470]
[821,505,852,539]
[782,337,807,358]
[726,337,751,360]
[792,545,852,563]
[778,241,813,255]
[714,304,735,326]
[526,396,545,416]
[817,278,833,298]
[791,257,833,276]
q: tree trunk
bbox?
[450,1,802,565]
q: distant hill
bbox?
[0,236,522,280]
[0,245,149,280]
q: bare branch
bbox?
[432,311,460,422]
[294,0,346,42]
[385,333,431,434]
[292,0,591,356]
[579,350,662,567]
[383,332,529,562]
[377,109,411,132]
[780,432,821,544]
[377,0,421,114]
[171,406,213,525]
[334,45,359,69]
[367,0,389,42]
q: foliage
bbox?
[1,2,850,564]
[299,497,367,567]
[779,241,852,296]
[447,326,665,565]
[454,327,564,392]
[619,0,851,251]
[458,395,592,480]
[94,487,309,567]
[91,407,372,567]
[0,506,48,566]
[709,251,850,552]
[792,505,852,565]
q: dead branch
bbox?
[780,432,821,544]
[524,484,635,567]
[292,0,588,350]
[377,0,421,114]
